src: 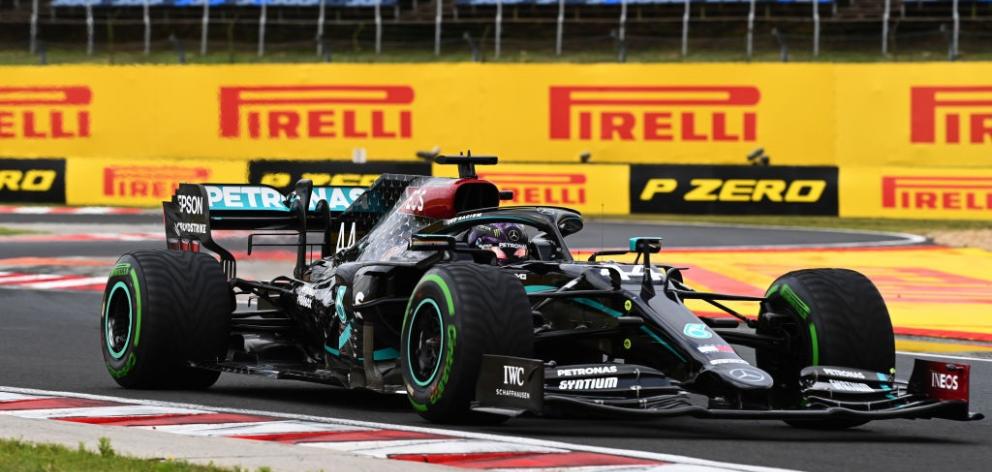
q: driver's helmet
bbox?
[467,223,529,264]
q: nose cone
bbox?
[709,364,775,390]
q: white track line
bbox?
[0,274,66,284]
[148,420,363,436]
[26,277,107,290]
[7,207,53,215]
[0,386,794,472]
[0,206,151,215]
[0,392,51,402]
[312,439,567,456]
[4,405,204,420]
[589,218,928,250]
[72,208,120,215]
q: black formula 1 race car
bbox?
[101,155,982,429]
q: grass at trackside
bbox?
[597,214,992,234]
[0,437,267,472]
[0,227,30,236]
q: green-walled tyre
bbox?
[101,250,231,389]
[401,262,533,424]
[757,268,895,430]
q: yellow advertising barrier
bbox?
[62,158,629,212]
[1,64,834,165]
[835,63,992,169]
[840,166,992,220]
[433,162,630,215]
[65,157,246,207]
[654,246,992,340]
[4,63,992,194]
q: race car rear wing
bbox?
[163,179,365,280]
[163,173,422,280]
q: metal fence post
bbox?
[201,0,211,56]
[555,0,564,56]
[495,0,502,59]
[29,0,39,54]
[951,0,960,59]
[435,0,443,56]
[170,34,187,64]
[463,31,480,62]
[882,0,890,55]
[747,0,755,59]
[681,0,689,57]
[375,0,383,54]
[258,1,267,57]
[812,0,820,57]
[86,1,95,56]
[619,0,627,46]
[771,27,789,62]
[143,0,151,55]
[317,0,326,56]
[619,0,627,62]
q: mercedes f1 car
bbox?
[101,155,982,428]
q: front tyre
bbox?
[101,250,231,389]
[401,262,533,423]
[756,268,895,430]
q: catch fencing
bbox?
[3,1,992,61]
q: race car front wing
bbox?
[472,356,984,422]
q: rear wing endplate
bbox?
[163,181,364,279]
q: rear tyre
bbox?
[756,268,894,430]
[101,250,232,389]
[401,262,533,424]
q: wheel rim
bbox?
[407,298,444,387]
[104,281,133,360]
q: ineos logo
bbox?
[729,368,766,383]
[177,195,204,215]
[931,372,959,391]
[503,365,525,386]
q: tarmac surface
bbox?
[0,211,923,258]
[0,213,988,472]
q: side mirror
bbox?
[558,215,583,237]
[629,237,662,300]
[581,267,621,291]
[409,233,457,252]
[629,237,662,254]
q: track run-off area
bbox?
[0,208,990,471]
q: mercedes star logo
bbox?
[729,368,766,383]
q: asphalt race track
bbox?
[0,211,922,258]
[0,213,988,472]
